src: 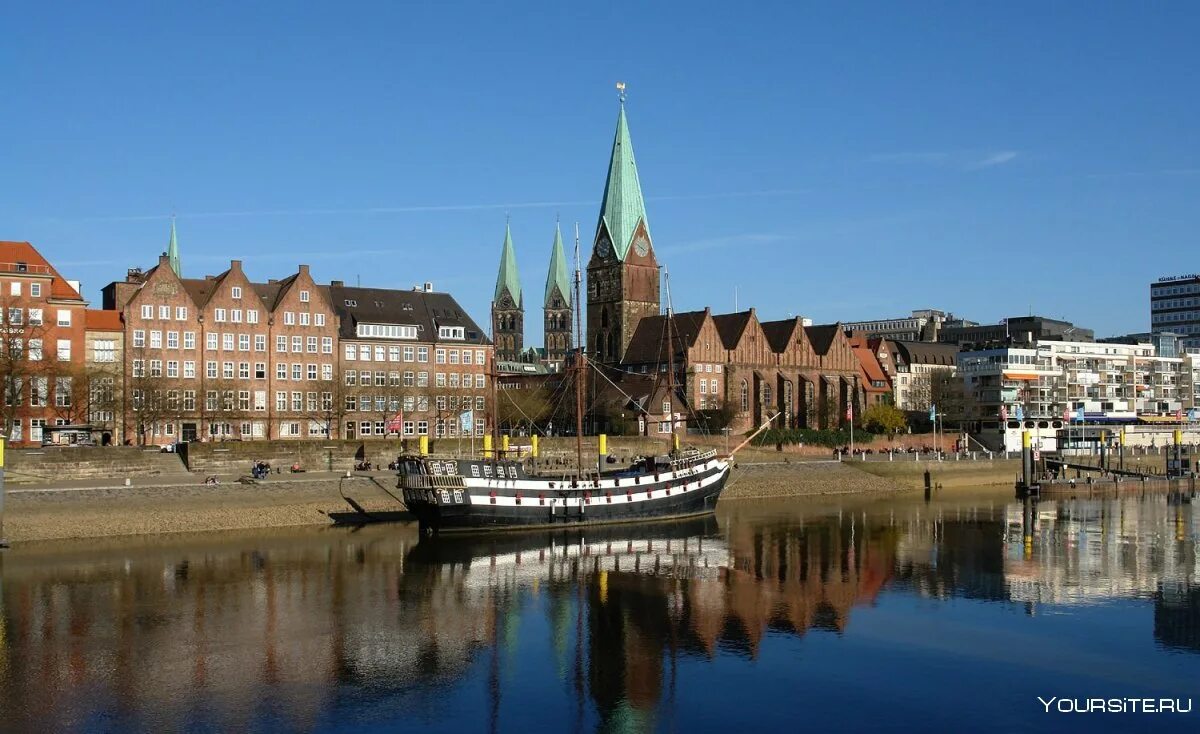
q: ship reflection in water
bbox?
[2,492,1199,732]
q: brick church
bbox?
[494,90,860,435]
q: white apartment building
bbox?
[958,338,1199,450]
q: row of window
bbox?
[344,419,483,438]
[8,282,43,298]
[139,298,316,325]
[343,344,487,365]
[0,307,72,327]
[345,395,485,413]
[131,360,333,382]
[130,330,337,355]
[3,377,74,408]
[697,377,720,394]
[4,338,71,361]
[131,388,335,413]
[341,370,488,389]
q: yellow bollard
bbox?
[673,432,681,452]
[531,434,539,458]
[502,435,510,456]
[419,435,429,456]
[483,434,493,458]
[598,433,607,456]
[1119,428,1126,447]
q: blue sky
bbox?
[2,2,1197,341]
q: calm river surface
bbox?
[1,488,1198,733]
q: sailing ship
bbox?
[396,231,773,534]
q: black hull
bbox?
[409,470,728,534]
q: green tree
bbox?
[861,403,907,437]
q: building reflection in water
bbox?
[0,493,1196,731]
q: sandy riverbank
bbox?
[2,461,909,543]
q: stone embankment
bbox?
[3,475,401,543]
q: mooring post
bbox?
[1173,429,1182,478]
[0,434,7,549]
[1022,493,1034,559]
[1099,430,1107,472]
[1119,428,1125,472]
[1021,430,1032,490]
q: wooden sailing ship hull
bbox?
[399,454,729,533]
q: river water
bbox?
[1,488,1198,733]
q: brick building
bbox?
[104,256,339,444]
[84,308,124,445]
[587,96,660,365]
[620,307,861,433]
[330,283,491,441]
[0,241,90,446]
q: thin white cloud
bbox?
[869,149,1020,171]
[968,151,1018,169]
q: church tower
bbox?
[167,216,181,277]
[491,223,523,362]
[543,223,572,367]
[586,86,660,364]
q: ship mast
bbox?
[664,268,677,455]
[573,222,585,477]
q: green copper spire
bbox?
[544,223,571,307]
[597,95,650,261]
[167,216,181,277]
[494,221,522,306]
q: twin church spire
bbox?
[493,85,657,366]
[491,220,574,365]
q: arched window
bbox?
[607,332,616,359]
[601,307,609,328]
[740,380,749,412]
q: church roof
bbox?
[544,223,571,307]
[597,102,650,262]
[712,310,755,350]
[494,223,522,306]
[621,309,709,364]
[804,324,842,356]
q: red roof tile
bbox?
[0,241,84,301]
[85,309,123,331]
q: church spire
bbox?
[544,222,571,308]
[597,85,650,261]
[494,220,522,307]
[167,215,181,277]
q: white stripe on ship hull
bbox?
[459,459,725,494]
[468,464,727,508]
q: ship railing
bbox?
[670,449,717,470]
[400,474,466,490]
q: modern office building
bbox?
[940,315,1093,347]
[842,309,964,343]
[1150,273,1200,350]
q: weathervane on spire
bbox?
[616,81,626,104]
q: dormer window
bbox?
[232,286,242,299]
[438,326,465,340]
[345,300,357,307]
